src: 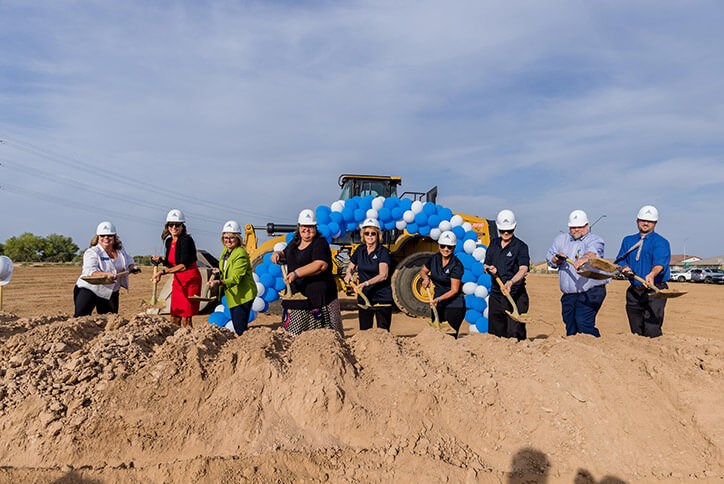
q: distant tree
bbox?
[44,233,79,262]
[4,233,46,262]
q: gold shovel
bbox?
[424,285,454,332]
[350,279,392,310]
[142,263,166,309]
[563,257,613,281]
[188,272,218,302]
[280,265,308,301]
[494,275,531,324]
[588,257,687,299]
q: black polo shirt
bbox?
[350,245,393,304]
[424,252,465,309]
[483,236,530,295]
[283,236,337,309]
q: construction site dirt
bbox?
[0,266,722,482]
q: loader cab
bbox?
[338,174,401,200]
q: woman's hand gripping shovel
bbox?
[424,284,454,332]
[587,257,687,299]
[188,271,219,302]
[349,277,391,310]
[493,275,531,324]
[280,265,308,301]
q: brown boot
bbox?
[170,315,182,326]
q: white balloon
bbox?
[252,272,259,283]
[273,242,287,252]
[474,285,489,299]
[403,210,415,223]
[473,247,487,261]
[462,282,477,295]
[450,214,463,227]
[214,304,225,313]
[252,296,265,312]
[462,222,473,232]
[483,306,489,319]
[372,197,385,211]
[411,200,424,214]
[430,228,441,240]
[331,200,345,212]
[439,221,452,232]
[255,282,266,295]
[395,220,407,230]
[366,209,378,219]
[463,239,477,254]
[468,323,480,333]
[224,321,236,332]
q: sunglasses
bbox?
[363,231,377,236]
[167,223,183,228]
[99,234,115,239]
[499,229,514,234]
[222,236,237,241]
[439,245,455,250]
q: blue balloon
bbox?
[328,221,341,237]
[470,296,485,312]
[475,316,489,333]
[342,207,355,222]
[316,206,331,225]
[221,295,228,307]
[263,252,274,264]
[464,230,478,241]
[378,207,392,222]
[452,226,465,240]
[438,207,453,221]
[259,273,275,290]
[400,198,413,211]
[223,303,231,318]
[346,222,358,231]
[255,263,268,275]
[428,214,441,228]
[383,197,399,209]
[384,221,396,230]
[455,240,464,253]
[414,212,428,226]
[465,309,482,324]
[477,273,492,288]
[461,272,477,283]
[267,263,282,277]
[274,276,286,292]
[464,294,477,307]
[345,198,359,211]
[391,207,403,220]
[419,225,431,236]
[361,196,374,210]
[330,211,342,224]
[208,312,230,327]
[423,202,437,215]
[353,209,365,222]
[471,262,484,277]
[318,224,331,240]
[248,310,257,323]
[263,286,279,302]
[285,232,295,243]
[457,253,474,268]
[406,222,419,234]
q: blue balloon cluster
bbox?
[207,295,259,330]
[245,195,493,333]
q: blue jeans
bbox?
[230,300,254,336]
[560,285,606,337]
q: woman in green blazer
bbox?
[208,220,257,335]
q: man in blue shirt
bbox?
[616,205,671,338]
[547,210,609,337]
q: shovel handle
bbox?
[424,285,441,326]
[350,281,373,309]
[632,274,660,292]
[495,275,522,315]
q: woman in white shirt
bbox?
[73,221,139,317]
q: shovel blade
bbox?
[577,269,614,280]
[505,309,530,324]
[651,290,687,299]
[587,257,619,273]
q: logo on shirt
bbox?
[506,251,512,257]
[372,255,377,260]
[445,268,450,274]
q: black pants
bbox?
[73,286,119,317]
[230,300,254,336]
[429,306,466,336]
[359,305,393,331]
[488,290,528,341]
[626,284,667,338]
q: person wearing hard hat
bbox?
[344,218,394,331]
[74,221,140,317]
[419,230,466,337]
[151,209,202,328]
[546,210,609,337]
[483,209,531,340]
[207,220,257,335]
[270,209,343,336]
[616,205,671,337]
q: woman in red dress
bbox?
[152,209,202,327]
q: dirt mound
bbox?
[0,312,722,482]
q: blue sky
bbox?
[2,0,723,261]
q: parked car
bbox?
[669,268,694,282]
[689,268,724,284]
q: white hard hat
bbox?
[360,218,380,229]
[438,230,457,247]
[496,209,517,231]
[637,205,659,222]
[96,221,117,236]
[166,209,186,223]
[568,210,589,227]
[0,256,14,286]
[297,209,317,226]
[222,220,241,234]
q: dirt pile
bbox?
[0,311,722,482]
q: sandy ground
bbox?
[0,266,722,483]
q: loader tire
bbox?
[392,251,435,318]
